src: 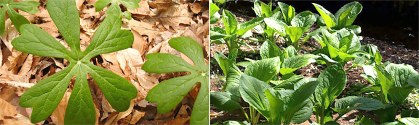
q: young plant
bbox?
[0,0,39,35]
[312,28,362,66]
[211,10,263,62]
[260,41,318,75]
[313,1,363,34]
[361,63,419,122]
[239,74,318,125]
[142,36,209,125]
[252,1,282,42]
[212,51,317,124]
[94,0,142,20]
[14,0,137,124]
[264,2,316,50]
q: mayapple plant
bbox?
[13,0,137,124]
[0,0,39,35]
[142,36,209,125]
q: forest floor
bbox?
[0,0,209,124]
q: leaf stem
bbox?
[240,107,250,123]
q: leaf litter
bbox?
[0,0,209,124]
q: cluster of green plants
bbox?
[210,1,419,125]
[8,0,209,124]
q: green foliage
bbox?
[94,0,141,19]
[313,28,362,65]
[313,1,363,34]
[259,42,319,75]
[210,91,241,111]
[142,36,209,125]
[239,74,318,124]
[244,57,281,83]
[260,2,315,50]
[333,96,386,115]
[0,0,39,35]
[360,63,419,122]
[314,64,347,124]
[14,0,137,124]
[210,2,220,24]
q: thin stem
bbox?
[320,106,325,125]
[308,118,313,123]
[240,107,250,123]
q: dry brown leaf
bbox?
[0,98,17,123]
[50,92,71,125]
[126,19,159,44]
[131,30,148,56]
[158,4,193,30]
[164,117,190,125]
[100,52,125,77]
[80,19,97,36]
[17,54,33,76]
[35,21,59,38]
[104,100,134,125]
[176,105,191,118]
[1,19,20,51]
[75,0,85,10]
[129,110,146,124]
[148,0,173,12]
[117,49,143,70]
[189,2,202,14]
[34,8,52,22]
[128,0,151,15]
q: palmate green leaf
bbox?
[0,7,5,35]
[47,0,81,51]
[244,57,281,83]
[210,91,241,111]
[334,96,386,115]
[0,0,38,35]
[14,0,137,124]
[19,64,76,123]
[143,36,209,125]
[64,67,96,124]
[315,64,347,109]
[11,24,74,59]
